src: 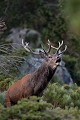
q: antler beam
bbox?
[22,39,39,55]
[58,45,67,55]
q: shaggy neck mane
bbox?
[29,62,56,95]
[32,62,54,80]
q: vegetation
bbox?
[63,55,80,84]
[1,84,80,120]
[43,83,80,109]
[0,0,80,119]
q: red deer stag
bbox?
[4,39,67,107]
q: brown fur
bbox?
[4,58,59,107]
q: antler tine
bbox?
[47,39,60,53]
[22,39,30,52]
[22,39,39,55]
[58,45,67,55]
[41,39,58,55]
[47,40,60,50]
[56,40,63,54]
[47,40,67,55]
[41,44,48,55]
[47,39,52,54]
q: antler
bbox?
[58,45,67,55]
[47,39,51,54]
[22,39,67,56]
[47,40,67,55]
[22,39,40,55]
[22,39,53,57]
[39,39,52,55]
[55,41,67,55]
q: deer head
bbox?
[22,39,67,70]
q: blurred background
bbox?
[0,0,80,87]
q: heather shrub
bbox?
[43,83,80,108]
[0,96,80,120]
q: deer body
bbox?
[4,40,67,107]
[4,62,56,107]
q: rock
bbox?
[54,61,73,84]
[6,27,41,48]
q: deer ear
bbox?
[39,50,45,58]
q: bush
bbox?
[0,78,15,91]
[43,83,80,109]
[63,55,80,84]
[0,96,80,120]
[0,91,6,105]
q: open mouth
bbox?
[56,58,61,63]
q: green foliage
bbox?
[12,48,28,57]
[0,97,53,120]
[0,78,15,91]
[60,0,80,56]
[0,82,80,119]
[63,55,80,84]
[0,47,27,78]
[0,91,6,105]
[0,0,67,42]
[60,0,80,36]
[43,83,80,109]
[0,0,43,28]
[38,1,67,43]
[0,96,80,120]
[0,75,7,82]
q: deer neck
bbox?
[31,62,56,84]
[29,62,56,95]
[25,62,57,96]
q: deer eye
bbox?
[48,56,52,58]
